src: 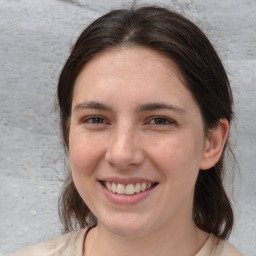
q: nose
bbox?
[105,125,145,169]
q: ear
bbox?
[200,118,229,170]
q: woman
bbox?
[12,5,242,256]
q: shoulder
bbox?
[9,228,88,256]
[196,234,243,256]
[220,240,243,256]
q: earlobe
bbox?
[200,118,229,170]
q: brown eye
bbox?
[83,116,107,124]
[148,117,174,125]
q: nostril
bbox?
[105,149,135,169]
[105,144,145,169]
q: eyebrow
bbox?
[73,101,186,113]
[73,101,113,112]
[137,103,186,113]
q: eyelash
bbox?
[82,116,108,124]
[81,116,175,126]
[147,116,175,125]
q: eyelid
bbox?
[146,116,176,125]
[81,115,109,124]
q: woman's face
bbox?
[69,47,210,237]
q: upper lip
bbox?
[99,176,158,185]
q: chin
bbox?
[101,216,150,238]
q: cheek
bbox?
[69,132,102,176]
[69,136,87,171]
[150,134,204,178]
[69,134,101,204]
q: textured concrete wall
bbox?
[0,0,255,255]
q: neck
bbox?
[85,218,208,256]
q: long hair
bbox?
[57,6,234,238]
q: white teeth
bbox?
[106,182,111,191]
[116,184,126,194]
[141,182,147,191]
[104,181,155,195]
[134,183,141,193]
[126,184,135,195]
[111,182,117,193]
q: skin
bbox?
[69,46,229,256]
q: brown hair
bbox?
[57,6,234,239]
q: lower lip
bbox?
[99,182,157,205]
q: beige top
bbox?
[10,228,243,256]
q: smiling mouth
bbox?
[101,181,158,195]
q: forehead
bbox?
[72,46,196,111]
[78,46,183,81]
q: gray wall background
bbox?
[0,0,255,255]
